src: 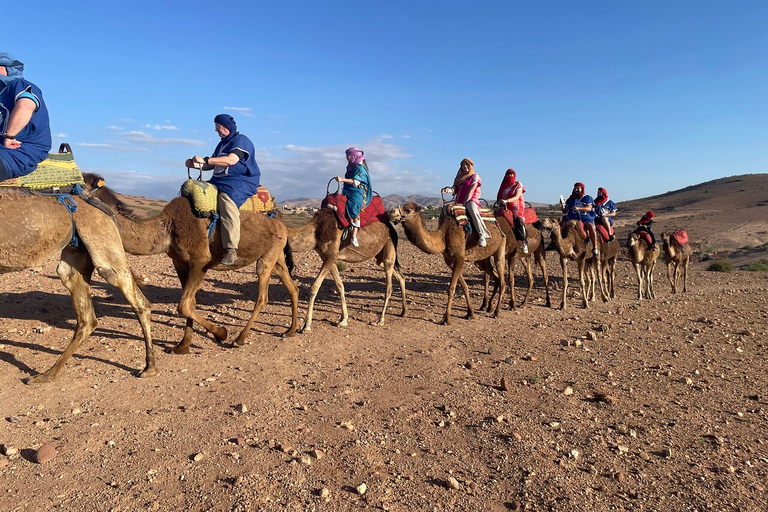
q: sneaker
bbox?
[479,236,487,248]
[521,242,529,254]
[592,248,599,257]
[608,234,615,242]
[351,237,360,247]
[221,248,238,266]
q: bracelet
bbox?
[204,156,209,165]
[2,133,16,140]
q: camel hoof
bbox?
[372,319,384,326]
[213,327,228,343]
[139,367,159,378]
[336,320,348,328]
[282,330,297,338]
[24,373,54,385]
[171,345,191,355]
[439,317,450,326]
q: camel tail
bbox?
[284,240,295,276]
[386,220,401,272]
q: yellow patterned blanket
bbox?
[0,143,84,189]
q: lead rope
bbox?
[56,194,81,249]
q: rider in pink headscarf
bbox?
[334,147,372,247]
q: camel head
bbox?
[661,232,670,243]
[627,232,639,247]
[388,202,421,225]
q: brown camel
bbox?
[662,232,693,293]
[479,217,551,310]
[585,239,620,302]
[84,174,299,353]
[540,218,601,309]
[287,208,407,332]
[388,202,505,324]
[627,232,661,300]
[0,191,156,383]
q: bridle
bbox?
[389,206,419,225]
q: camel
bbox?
[662,232,693,293]
[479,217,551,310]
[388,202,505,324]
[627,232,661,300]
[0,191,156,383]
[585,239,620,302]
[83,174,299,353]
[540,218,601,309]
[287,208,407,332]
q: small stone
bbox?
[512,431,523,441]
[586,331,598,341]
[445,476,460,490]
[683,377,693,385]
[663,447,672,458]
[465,361,475,370]
[617,445,629,455]
[495,415,505,423]
[573,340,583,348]
[34,443,57,464]
[299,455,312,465]
[0,457,9,468]
[356,482,368,495]
[319,487,330,498]
[235,404,247,414]
[639,451,650,461]
[193,452,206,462]
[614,471,626,481]
[500,377,510,391]
[1,445,18,457]
[570,449,580,459]
[71,408,82,415]
[563,386,574,396]
[310,449,325,460]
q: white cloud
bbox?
[144,124,179,130]
[54,133,67,138]
[121,131,206,147]
[379,134,394,139]
[106,125,124,131]
[223,106,254,117]
[83,168,183,201]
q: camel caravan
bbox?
[1,146,697,383]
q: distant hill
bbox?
[279,194,551,211]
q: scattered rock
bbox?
[356,482,367,495]
[234,404,247,414]
[500,377,511,391]
[34,443,57,464]
[310,449,325,460]
[318,487,330,498]
[563,386,574,396]
[1,445,17,457]
[445,476,460,490]
[586,331,598,341]
[192,452,206,462]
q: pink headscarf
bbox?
[345,147,365,170]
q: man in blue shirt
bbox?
[561,182,599,257]
[185,114,260,265]
[0,53,52,181]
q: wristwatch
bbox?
[203,157,209,165]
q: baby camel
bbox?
[627,232,661,300]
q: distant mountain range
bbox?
[278,194,551,211]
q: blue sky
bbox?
[5,0,767,204]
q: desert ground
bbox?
[1,174,767,512]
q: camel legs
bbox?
[682,259,689,293]
[233,253,298,345]
[536,250,552,308]
[25,250,98,384]
[578,259,590,309]
[559,256,569,310]
[172,261,228,355]
[666,261,678,294]
[441,258,467,325]
[328,262,350,327]
[373,242,408,325]
[300,259,337,333]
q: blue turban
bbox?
[0,53,24,87]
[214,114,237,135]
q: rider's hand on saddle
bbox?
[441,187,453,194]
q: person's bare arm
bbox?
[2,97,36,149]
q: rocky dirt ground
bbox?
[1,228,767,512]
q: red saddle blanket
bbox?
[670,229,689,246]
[495,207,539,228]
[632,230,653,247]
[321,194,388,229]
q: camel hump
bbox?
[0,144,84,191]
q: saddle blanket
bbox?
[670,229,689,246]
[0,143,84,190]
[443,202,496,228]
[180,179,276,218]
[632,230,653,247]
[321,193,388,230]
[495,207,539,230]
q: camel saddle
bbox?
[180,179,276,218]
[321,193,388,230]
[670,229,689,246]
[632,229,654,247]
[595,224,612,244]
[494,206,539,231]
[443,202,497,229]
[0,143,84,192]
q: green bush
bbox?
[745,261,768,272]
[707,261,733,272]
[336,261,347,272]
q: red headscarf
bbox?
[568,182,586,201]
[638,211,655,225]
[496,168,516,201]
[595,187,608,206]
